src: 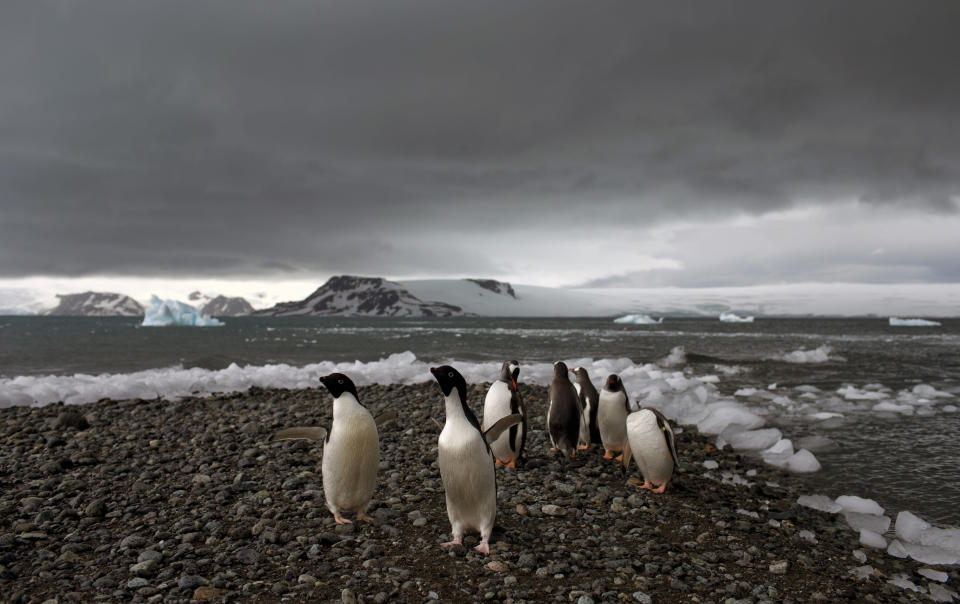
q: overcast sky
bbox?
[1,0,958,294]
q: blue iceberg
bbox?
[141,296,224,327]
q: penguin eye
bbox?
[447,372,454,378]
[338,379,344,385]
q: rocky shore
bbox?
[1,383,952,603]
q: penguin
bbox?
[621,407,680,493]
[430,365,521,554]
[482,360,527,468]
[597,373,630,459]
[570,366,602,449]
[547,361,583,458]
[270,373,379,524]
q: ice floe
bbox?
[719,312,754,323]
[612,314,662,325]
[889,317,942,327]
[770,345,835,364]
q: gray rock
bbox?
[126,577,150,589]
[177,574,208,591]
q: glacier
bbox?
[141,296,224,327]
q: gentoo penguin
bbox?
[621,407,680,493]
[547,361,583,458]
[430,365,521,554]
[482,360,527,468]
[597,373,631,460]
[570,366,602,449]
[271,373,379,524]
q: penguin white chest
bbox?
[483,381,520,460]
[626,410,674,485]
[597,390,628,451]
[322,399,379,514]
[438,419,496,536]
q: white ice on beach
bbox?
[836,495,886,516]
[889,317,942,327]
[613,314,663,325]
[860,529,888,549]
[919,568,949,583]
[719,312,754,323]
[797,494,842,514]
[716,427,781,451]
[889,510,960,566]
[845,511,891,534]
[141,296,223,327]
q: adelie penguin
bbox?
[270,373,384,524]
[597,373,631,460]
[570,366,601,450]
[547,361,583,458]
[482,360,527,468]
[430,365,521,554]
[621,407,680,493]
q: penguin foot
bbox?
[637,480,654,490]
[615,454,623,462]
[577,444,589,451]
[603,450,614,459]
[550,447,559,452]
[495,459,506,467]
[652,484,667,494]
[440,537,463,548]
[357,511,375,523]
[505,459,516,469]
[333,513,353,524]
[474,539,490,555]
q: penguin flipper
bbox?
[647,407,680,470]
[270,427,328,442]
[484,414,523,444]
[620,439,633,476]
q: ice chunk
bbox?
[695,401,764,435]
[797,494,842,514]
[887,574,924,593]
[929,584,958,603]
[659,346,687,367]
[786,449,822,473]
[918,568,949,583]
[772,345,833,364]
[889,317,942,327]
[142,296,224,327]
[896,511,931,543]
[913,384,955,398]
[903,542,960,565]
[850,565,875,580]
[795,435,837,451]
[762,439,794,467]
[872,401,915,415]
[844,511,891,534]
[719,312,754,323]
[798,530,817,544]
[702,460,719,470]
[920,526,960,553]
[836,495,885,516]
[888,539,909,558]
[613,314,662,325]
[860,529,888,549]
[717,427,782,451]
[852,549,867,563]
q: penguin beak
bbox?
[510,377,517,390]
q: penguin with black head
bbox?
[271,373,379,524]
[430,365,521,554]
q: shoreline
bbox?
[1,383,953,602]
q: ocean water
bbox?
[1,316,958,524]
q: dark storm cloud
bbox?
[1,0,958,278]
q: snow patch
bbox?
[613,314,663,325]
[889,317,942,327]
[719,312,754,323]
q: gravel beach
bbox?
[1,382,953,603]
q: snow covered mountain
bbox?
[253,276,466,317]
[45,292,144,316]
[199,295,254,317]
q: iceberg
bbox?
[613,314,663,325]
[889,317,942,327]
[719,312,754,323]
[142,296,224,327]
